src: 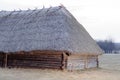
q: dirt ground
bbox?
[0,54,120,80]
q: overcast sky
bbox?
[0,0,120,42]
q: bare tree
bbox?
[97,38,115,53]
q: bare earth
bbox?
[0,54,120,80]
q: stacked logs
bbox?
[0,52,5,67]
[0,50,69,70]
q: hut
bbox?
[0,5,103,70]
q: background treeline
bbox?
[96,39,120,53]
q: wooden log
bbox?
[7,64,61,69]
[7,60,62,65]
[96,56,99,68]
[7,62,62,68]
[8,63,62,67]
[8,57,62,61]
[84,55,87,69]
[61,52,68,70]
[4,54,8,68]
[7,52,63,69]
[0,53,5,67]
[3,50,71,69]
[8,55,62,60]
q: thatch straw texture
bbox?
[0,6,102,54]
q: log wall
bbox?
[0,51,99,70]
[0,52,5,67]
[7,51,67,69]
[67,54,98,70]
[0,50,68,70]
[87,55,98,68]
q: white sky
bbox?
[0,0,120,42]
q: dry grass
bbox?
[0,54,120,80]
[99,54,120,70]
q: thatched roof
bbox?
[0,6,103,54]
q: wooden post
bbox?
[61,52,67,70]
[4,54,8,68]
[84,56,86,69]
[84,55,88,69]
[96,56,99,68]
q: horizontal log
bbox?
[8,56,62,60]
[7,62,62,66]
[0,62,2,64]
[7,58,62,62]
[8,63,62,66]
[7,56,62,61]
[8,55,61,57]
[0,55,4,57]
[8,60,61,64]
[0,58,4,60]
[7,65,61,69]
[8,53,63,56]
[9,59,61,62]
[0,50,68,69]
[0,56,4,58]
[8,53,62,56]
[7,63,62,67]
[8,61,61,64]
[7,57,62,59]
[8,55,62,59]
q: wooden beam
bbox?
[84,55,88,69]
[61,52,68,70]
[96,56,99,68]
[4,54,8,68]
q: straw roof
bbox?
[0,6,103,54]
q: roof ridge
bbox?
[0,5,65,12]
